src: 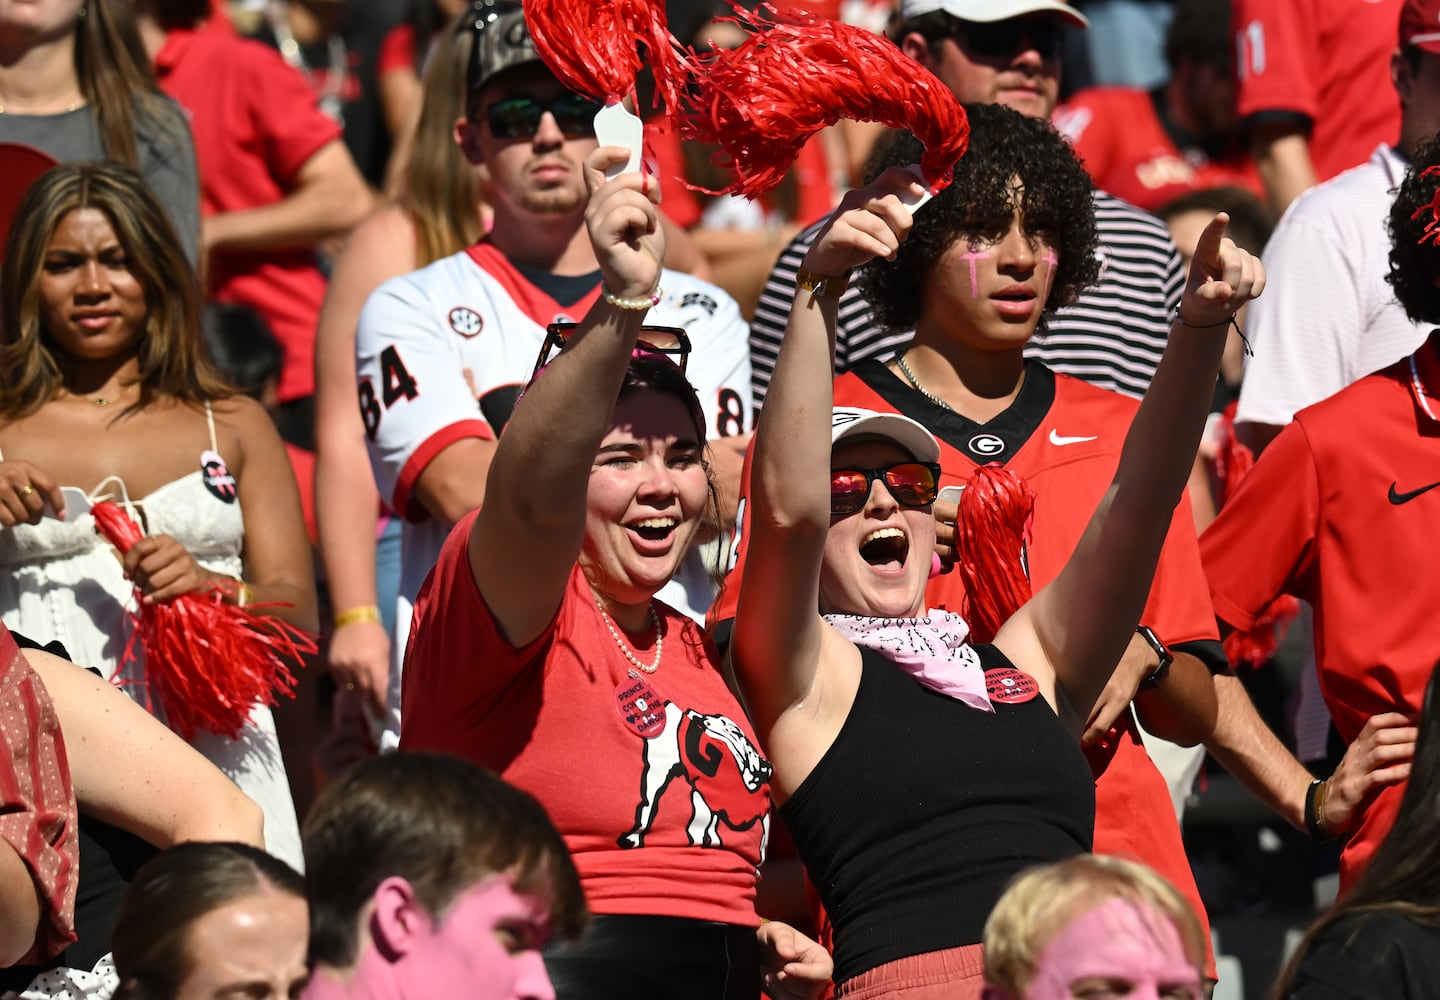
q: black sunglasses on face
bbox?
[949,20,1065,61]
[830,462,942,517]
[529,322,692,386]
[486,93,602,140]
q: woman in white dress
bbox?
[0,161,316,868]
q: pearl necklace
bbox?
[894,354,955,412]
[596,598,663,674]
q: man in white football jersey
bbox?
[355,1,752,746]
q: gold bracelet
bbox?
[333,605,382,628]
[235,582,252,608]
[795,265,850,299]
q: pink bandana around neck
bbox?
[822,609,993,712]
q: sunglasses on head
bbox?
[485,92,602,140]
[830,462,942,517]
[529,322,692,385]
[948,19,1065,61]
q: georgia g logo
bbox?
[620,703,772,854]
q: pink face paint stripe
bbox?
[1041,247,1059,302]
[960,247,992,298]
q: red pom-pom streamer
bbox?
[682,6,969,200]
[1412,164,1440,246]
[526,0,685,114]
[954,465,1035,644]
[91,501,312,741]
[1209,407,1298,669]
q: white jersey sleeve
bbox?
[660,272,753,439]
[355,265,492,518]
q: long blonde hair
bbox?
[400,6,484,266]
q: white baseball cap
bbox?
[831,407,942,463]
[900,0,1089,29]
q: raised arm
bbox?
[995,215,1265,725]
[467,147,666,647]
[732,173,921,747]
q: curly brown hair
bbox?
[855,102,1100,334]
[1387,134,1440,326]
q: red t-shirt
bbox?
[154,26,342,403]
[378,22,417,76]
[402,511,770,925]
[1054,88,1263,212]
[1232,0,1402,184]
[714,362,1219,970]
[1200,332,1440,887]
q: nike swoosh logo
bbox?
[1049,430,1098,446]
[1389,481,1440,504]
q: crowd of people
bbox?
[0,0,1436,997]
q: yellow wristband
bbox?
[796,265,850,299]
[333,605,382,628]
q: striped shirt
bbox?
[749,191,1184,405]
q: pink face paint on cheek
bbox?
[960,241,993,299]
[1026,899,1201,1000]
[1041,246,1059,303]
[398,878,555,1000]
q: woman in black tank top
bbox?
[731,105,1264,998]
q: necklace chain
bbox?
[895,354,955,412]
[596,598,663,674]
[0,94,83,116]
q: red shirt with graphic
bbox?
[1054,88,1262,212]
[1201,332,1440,887]
[402,510,770,925]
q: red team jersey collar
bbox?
[465,242,604,328]
[1408,330,1440,424]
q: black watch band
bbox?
[1136,626,1173,689]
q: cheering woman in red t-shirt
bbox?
[400,147,828,999]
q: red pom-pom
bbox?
[1207,406,1298,668]
[526,0,685,113]
[91,502,313,741]
[1412,164,1440,246]
[954,465,1034,644]
[682,6,969,200]
[1211,403,1253,506]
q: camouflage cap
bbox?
[466,0,543,97]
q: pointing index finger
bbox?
[1193,211,1231,271]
